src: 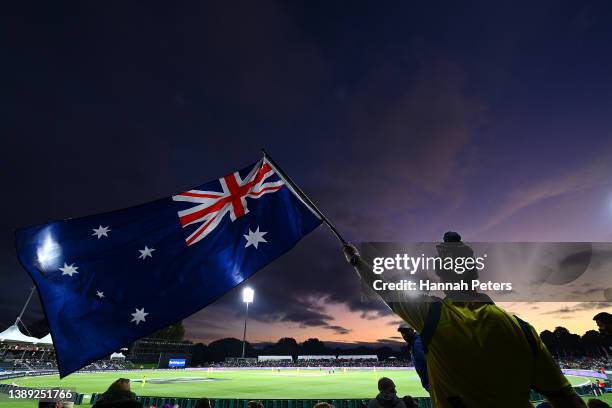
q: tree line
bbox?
[190,337,409,364]
[189,327,609,364]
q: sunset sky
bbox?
[2,1,612,346]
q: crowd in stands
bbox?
[1,358,131,372]
[7,354,612,372]
[12,358,57,370]
[206,358,411,368]
[558,357,612,371]
[81,360,134,371]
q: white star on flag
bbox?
[138,246,155,259]
[131,308,148,325]
[59,263,79,276]
[92,225,111,239]
[96,291,105,299]
[244,227,267,249]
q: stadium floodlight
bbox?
[243,287,254,303]
[242,287,254,358]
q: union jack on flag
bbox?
[172,160,285,246]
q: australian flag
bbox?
[15,157,322,377]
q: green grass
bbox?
[3,369,421,399]
[0,370,610,408]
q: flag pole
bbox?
[261,149,347,245]
[15,286,35,326]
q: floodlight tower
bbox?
[241,287,254,358]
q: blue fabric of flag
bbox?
[15,158,321,376]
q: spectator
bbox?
[397,323,428,392]
[92,378,142,408]
[597,379,606,393]
[400,396,417,408]
[313,403,333,408]
[536,403,552,408]
[344,231,586,408]
[594,312,612,350]
[195,399,212,408]
[594,312,612,335]
[39,403,73,408]
[591,381,602,397]
[587,400,611,408]
[367,377,406,408]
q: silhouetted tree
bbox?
[191,343,210,365]
[376,346,395,360]
[208,338,255,361]
[301,338,327,355]
[263,337,300,357]
[553,326,581,358]
[540,330,557,357]
[582,330,605,357]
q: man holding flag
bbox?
[16,153,321,377]
[342,234,586,408]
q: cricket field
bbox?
[0,369,608,408]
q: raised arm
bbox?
[342,243,379,288]
[342,242,431,332]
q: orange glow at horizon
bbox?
[187,301,606,345]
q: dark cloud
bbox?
[570,288,604,296]
[542,302,611,316]
[327,325,351,335]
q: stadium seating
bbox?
[86,385,603,408]
[90,394,435,408]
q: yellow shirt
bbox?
[391,298,572,407]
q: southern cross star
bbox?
[131,308,149,325]
[244,227,268,249]
[92,225,111,239]
[59,263,79,277]
[138,246,156,259]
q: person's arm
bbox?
[342,243,430,332]
[527,324,587,408]
[544,393,586,408]
[342,243,378,288]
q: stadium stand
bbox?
[211,357,411,368]
[297,355,336,360]
[338,355,378,361]
[129,338,194,365]
[257,355,293,362]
